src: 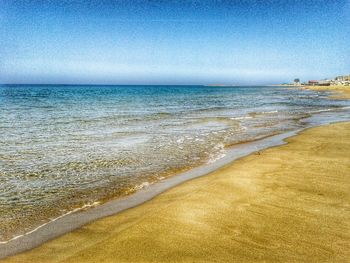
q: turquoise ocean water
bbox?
[1,84,350,241]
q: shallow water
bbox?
[0,84,349,241]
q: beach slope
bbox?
[2,122,350,263]
[304,85,350,99]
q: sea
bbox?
[1,84,350,242]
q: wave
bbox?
[248,110,279,117]
[310,108,333,113]
[309,107,347,114]
[207,143,226,164]
[189,106,229,113]
[187,117,241,127]
[230,116,253,120]
[261,110,278,114]
[308,106,350,115]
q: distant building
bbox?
[293,78,300,85]
[305,74,350,86]
[334,74,350,85]
[317,80,331,86]
[342,75,350,81]
[308,80,319,86]
[335,75,350,81]
[335,76,344,81]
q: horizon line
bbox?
[0,83,277,87]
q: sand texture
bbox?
[304,85,350,99]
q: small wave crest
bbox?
[207,143,226,164]
[261,110,278,114]
[0,201,100,244]
[310,106,350,114]
[310,108,333,114]
[249,110,279,117]
[230,116,253,120]
[125,181,153,195]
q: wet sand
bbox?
[304,85,350,99]
[1,122,349,262]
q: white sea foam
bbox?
[0,201,100,244]
[311,106,350,114]
[208,152,226,164]
[125,181,153,195]
[261,110,278,114]
[240,125,248,131]
[207,143,226,164]
[135,182,150,190]
[176,137,184,143]
[230,116,253,120]
[311,108,333,113]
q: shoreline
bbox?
[0,129,300,259]
[1,84,349,246]
[1,120,349,262]
[0,85,349,260]
[302,85,350,99]
[0,113,349,260]
[1,104,349,248]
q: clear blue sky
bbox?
[0,0,349,85]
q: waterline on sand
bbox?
[1,113,349,259]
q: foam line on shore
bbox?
[0,202,100,245]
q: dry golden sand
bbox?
[304,85,350,99]
[2,122,350,263]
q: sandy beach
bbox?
[304,85,350,99]
[1,121,349,263]
[2,1,349,262]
